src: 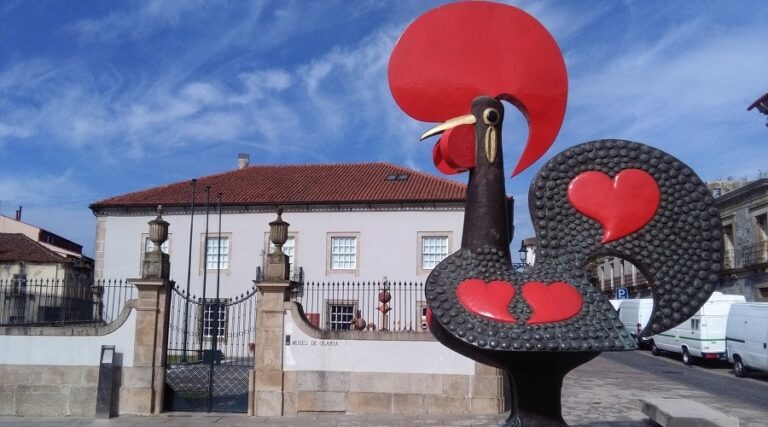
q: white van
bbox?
[615,299,653,346]
[726,302,768,377]
[651,292,746,365]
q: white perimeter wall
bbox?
[99,207,464,298]
[282,311,474,375]
[0,309,136,367]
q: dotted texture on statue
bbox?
[425,139,722,353]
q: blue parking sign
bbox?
[616,288,628,299]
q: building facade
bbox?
[90,162,468,301]
[0,233,95,324]
[594,256,650,299]
[593,178,768,302]
[0,213,86,258]
[716,178,768,301]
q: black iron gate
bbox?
[164,283,257,412]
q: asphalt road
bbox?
[601,349,768,412]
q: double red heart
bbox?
[455,279,583,324]
[567,169,660,243]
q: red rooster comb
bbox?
[388,1,568,176]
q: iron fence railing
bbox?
[166,283,257,366]
[0,278,135,326]
[289,281,428,333]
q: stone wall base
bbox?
[282,365,504,416]
[0,365,103,417]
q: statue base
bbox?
[498,351,600,427]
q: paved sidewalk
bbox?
[0,414,653,427]
[0,353,764,426]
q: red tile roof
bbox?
[90,163,467,209]
[0,234,66,263]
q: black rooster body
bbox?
[424,97,722,426]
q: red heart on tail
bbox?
[521,282,583,324]
[456,279,517,323]
[567,169,660,243]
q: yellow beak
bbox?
[419,114,476,141]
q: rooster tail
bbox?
[530,139,722,338]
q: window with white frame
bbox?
[421,236,449,269]
[327,302,355,331]
[330,236,357,270]
[269,236,295,272]
[202,300,227,339]
[206,237,229,270]
[417,232,451,273]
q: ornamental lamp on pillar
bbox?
[266,208,290,281]
[142,205,170,280]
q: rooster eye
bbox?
[483,108,500,125]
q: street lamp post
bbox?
[512,239,529,270]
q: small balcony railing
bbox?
[722,242,767,270]
[741,241,768,267]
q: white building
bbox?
[594,256,650,299]
[0,212,86,259]
[89,161,467,302]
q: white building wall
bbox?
[283,311,474,375]
[0,262,65,281]
[98,206,464,298]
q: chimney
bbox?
[237,153,249,170]
[15,206,22,221]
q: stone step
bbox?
[641,398,739,427]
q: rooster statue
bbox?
[388,2,722,426]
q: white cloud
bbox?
[569,25,767,143]
[236,69,293,102]
[0,122,31,139]
[514,0,614,41]
[68,0,220,42]
[1,0,765,257]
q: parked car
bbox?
[615,298,653,346]
[651,292,746,365]
[726,302,768,377]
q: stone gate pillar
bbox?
[123,207,172,414]
[251,209,291,416]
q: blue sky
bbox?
[1,0,766,257]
